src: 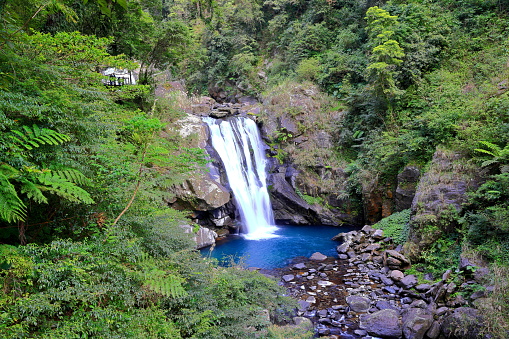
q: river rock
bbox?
[415,283,431,292]
[372,229,384,239]
[385,250,411,265]
[402,308,433,339]
[441,307,483,339]
[389,270,404,281]
[375,300,400,312]
[399,275,418,289]
[380,275,395,286]
[306,296,316,303]
[360,225,373,235]
[346,295,371,313]
[426,320,441,339]
[310,252,328,261]
[297,300,311,312]
[337,242,350,254]
[292,263,307,270]
[359,309,402,338]
[282,274,295,282]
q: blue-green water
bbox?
[201,224,355,269]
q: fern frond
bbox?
[477,141,501,156]
[145,273,187,298]
[501,165,509,173]
[19,179,48,204]
[54,169,92,186]
[481,159,499,168]
[474,148,497,157]
[9,125,71,150]
[0,163,20,178]
[36,172,94,204]
[0,173,27,222]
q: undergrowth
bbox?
[373,209,411,245]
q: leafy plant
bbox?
[0,126,93,225]
[474,141,509,172]
[373,209,411,245]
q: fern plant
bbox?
[8,125,71,150]
[475,141,509,173]
[139,253,188,298]
[0,125,94,223]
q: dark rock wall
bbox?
[405,149,480,260]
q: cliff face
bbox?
[168,88,482,257]
[404,149,480,260]
[168,89,364,241]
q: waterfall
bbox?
[204,117,278,240]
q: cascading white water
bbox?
[204,117,278,240]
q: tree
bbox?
[138,20,195,84]
[365,6,405,119]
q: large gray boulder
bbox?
[402,308,433,339]
[346,295,371,313]
[170,176,231,211]
[360,309,402,338]
[181,225,217,249]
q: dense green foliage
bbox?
[373,209,410,245]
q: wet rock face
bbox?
[362,180,395,225]
[269,172,340,225]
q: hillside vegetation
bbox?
[1,0,509,337]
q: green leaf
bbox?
[474,148,496,157]
[115,0,128,10]
[0,173,27,223]
[20,179,48,204]
[8,125,71,150]
[36,172,94,205]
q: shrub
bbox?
[296,58,320,82]
[373,209,411,244]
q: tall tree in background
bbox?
[365,6,405,123]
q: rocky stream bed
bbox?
[261,225,489,339]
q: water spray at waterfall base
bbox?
[204,117,278,240]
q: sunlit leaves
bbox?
[365,6,405,101]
